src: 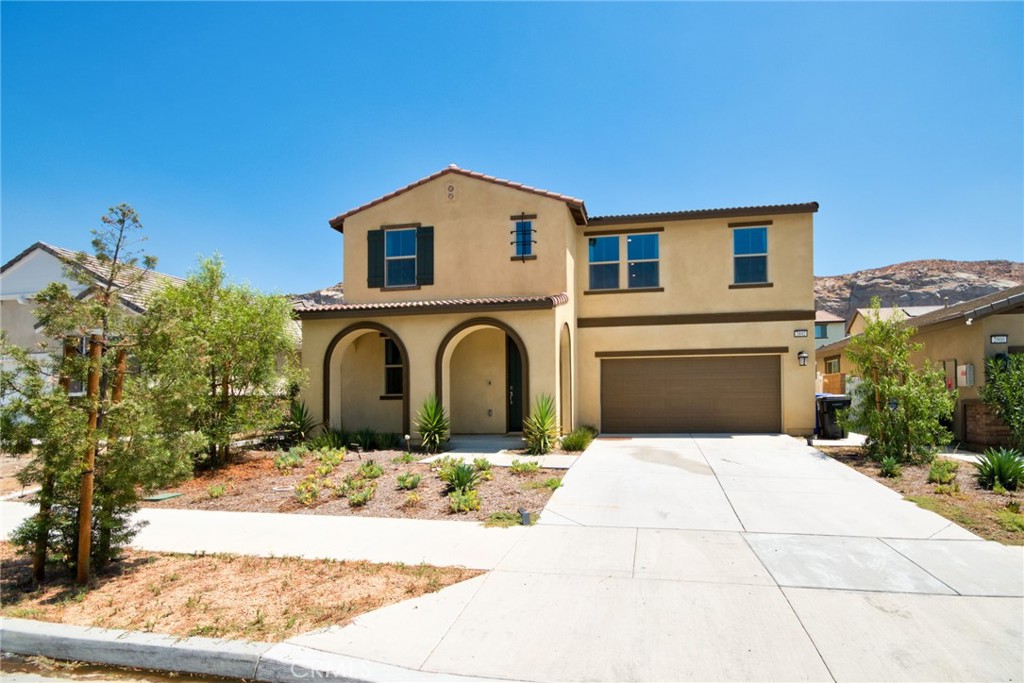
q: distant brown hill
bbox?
[815,259,1024,320]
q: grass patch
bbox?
[996,509,1024,532]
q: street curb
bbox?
[0,618,507,682]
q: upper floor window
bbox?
[367,225,434,289]
[385,229,417,287]
[627,234,659,288]
[814,323,828,339]
[588,236,619,290]
[733,227,768,284]
[513,219,534,258]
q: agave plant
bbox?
[973,447,1024,491]
[285,400,318,444]
[442,462,480,493]
[416,394,450,454]
[524,394,559,455]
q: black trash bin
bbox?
[816,395,852,440]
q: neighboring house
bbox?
[0,242,184,379]
[815,284,1024,447]
[846,305,943,336]
[814,310,845,348]
[297,165,819,437]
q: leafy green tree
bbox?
[141,255,303,469]
[980,353,1024,450]
[843,298,956,463]
[6,205,194,581]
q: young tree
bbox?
[7,205,194,583]
[980,353,1024,451]
[141,256,302,469]
[843,298,956,463]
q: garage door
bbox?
[601,355,781,433]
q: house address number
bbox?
[991,334,1008,344]
[793,329,808,338]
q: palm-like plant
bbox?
[973,447,1024,491]
[285,400,318,444]
[416,394,449,454]
[524,394,559,455]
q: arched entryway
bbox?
[559,323,572,434]
[435,318,529,434]
[322,322,409,434]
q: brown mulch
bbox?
[0,452,35,496]
[0,541,480,642]
[138,449,562,521]
[819,446,1024,545]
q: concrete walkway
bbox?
[285,435,1024,682]
[3,435,1021,681]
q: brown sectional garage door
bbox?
[601,355,781,433]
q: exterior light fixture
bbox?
[797,351,809,367]
[965,318,973,326]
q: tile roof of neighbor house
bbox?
[815,310,845,323]
[328,165,589,232]
[295,292,570,319]
[587,202,820,226]
[817,283,1024,356]
[845,304,944,333]
[1,241,184,312]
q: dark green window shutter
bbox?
[416,226,434,286]
[367,230,385,288]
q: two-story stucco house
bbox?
[297,166,819,438]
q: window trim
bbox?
[732,225,769,285]
[384,227,417,289]
[625,233,660,290]
[588,235,621,291]
[587,232,662,292]
[824,355,841,374]
[511,215,536,259]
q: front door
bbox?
[506,336,523,432]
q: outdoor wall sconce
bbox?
[797,351,809,367]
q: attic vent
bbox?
[446,183,456,201]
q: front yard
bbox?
[0,541,480,642]
[139,446,563,522]
[820,446,1024,545]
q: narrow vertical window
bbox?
[588,236,620,290]
[626,233,659,288]
[733,227,768,284]
[815,324,828,339]
[384,338,403,396]
[515,220,533,257]
[385,229,417,287]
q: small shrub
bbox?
[207,484,226,499]
[396,472,421,490]
[973,448,1024,492]
[996,509,1024,532]
[295,476,321,506]
[285,400,318,445]
[541,477,562,491]
[348,482,377,507]
[402,492,421,508]
[432,455,461,481]
[332,478,354,498]
[448,489,481,513]
[358,460,384,479]
[375,432,403,450]
[523,394,559,455]
[580,425,599,437]
[1005,500,1021,514]
[473,457,493,481]
[510,459,540,476]
[309,429,346,451]
[392,452,416,464]
[559,427,594,453]
[317,448,345,468]
[927,459,959,485]
[979,353,1024,451]
[273,449,303,472]
[416,394,450,454]
[879,456,902,478]
[315,463,336,478]
[443,463,480,493]
[933,482,960,496]
[353,427,378,452]
[994,483,1008,495]
[485,511,521,528]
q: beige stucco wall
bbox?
[336,332,403,433]
[301,308,561,436]
[450,327,506,433]
[341,173,579,304]
[577,320,816,435]
[576,212,814,318]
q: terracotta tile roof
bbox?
[1,241,184,312]
[329,166,588,232]
[587,202,819,226]
[815,310,845,323]
[296,292,570,319]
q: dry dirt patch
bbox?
[819,446,1024,546]
[0,452,35,496]
[0,542,480,642]
[139,449,561,521]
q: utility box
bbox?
[957,364,975,388]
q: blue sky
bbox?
[3,2,1021,294]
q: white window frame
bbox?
[384,228,417,288]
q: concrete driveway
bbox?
[286,435,1023,682]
